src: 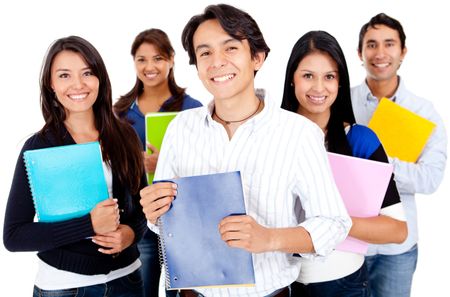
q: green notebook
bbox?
[145,112,178,184]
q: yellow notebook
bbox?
[368,98,436,162]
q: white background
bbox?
[0,1,448,296]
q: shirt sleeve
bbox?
[389,106,447,195]
[294,124,352,258]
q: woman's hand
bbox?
[143,143,159,173]
[92,224,135,254]
[90,198,120,234]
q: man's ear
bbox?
[253,52,265,71]
[401,46,408,60]
[357,48,363,62]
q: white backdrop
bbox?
[0,1,448,296]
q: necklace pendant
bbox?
[225,121,231,125]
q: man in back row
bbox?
[351,13,447,297]
[140,4,351,297]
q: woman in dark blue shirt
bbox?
[114,28,202,297]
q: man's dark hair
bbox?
[181,4,270,66]
[358,13,406,53]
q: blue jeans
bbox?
[138,230,162,297]
[290,263,369,297]
[365,244,418,297]
[33,268,144,297]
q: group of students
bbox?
[3,3,447,297]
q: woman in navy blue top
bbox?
[281,31,408,297]
[114,28,202,297]
[4,36,146,297]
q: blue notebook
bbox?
[157,171,255,290]
[23,141,109,222]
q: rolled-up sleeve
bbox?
[294,125,351,258]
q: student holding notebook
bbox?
[139,4,351,297]
[280,30,407,297]
[113,28,202,297]
[3,36,147,297]
[351,13,447,297]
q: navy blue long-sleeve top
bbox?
[3,127,147,275]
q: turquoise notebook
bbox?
[157,171,255,290]
[23,141,109,222]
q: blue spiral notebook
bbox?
[23,141,109,222]
[156,171,255,290]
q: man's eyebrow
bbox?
[195,38,241,53]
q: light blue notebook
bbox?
[156,171,255,290]
[23,141,109,222]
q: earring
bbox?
[290,82,294,87]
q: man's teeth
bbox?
[374,63,389,68]
[213,74,234,82]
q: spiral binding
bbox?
[23,151,41,221]
[157,217,171,289]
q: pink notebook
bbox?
[327,152,393,254]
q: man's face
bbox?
[359,24,407,83]
[192,19,264,102]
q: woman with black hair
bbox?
[3,35,147,297]
[281,31,407,297]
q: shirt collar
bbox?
[364,76,405,103]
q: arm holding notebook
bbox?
[219,215,314,253]
[389,110,447,194]
[90,198,120,235]
[4,140,110,252]
[140,182,177,225]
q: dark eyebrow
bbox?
[195,38,241,54]
[55,66,91,72]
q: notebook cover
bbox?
[157,171,255,289]
[145,112,178,184]
[23,141,109,222]
[368,98,436,162]
[327,152,393,254]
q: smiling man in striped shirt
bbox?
[139,4,351,297]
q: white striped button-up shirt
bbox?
[154,97,351,297]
